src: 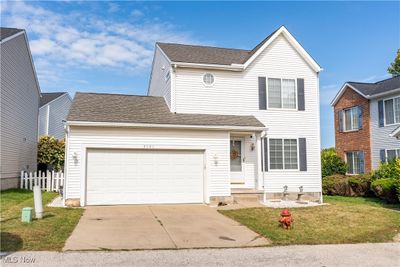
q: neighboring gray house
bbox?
[0,27,41,189]
[39,92,72,140]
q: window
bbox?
[203,73,215,86]
[267,78,296,109]
[384,96,400,125]
[386,149,400,161]
[269,138,298,170]
[346,151,364,174]
[343,107,360,131]
[165,70,170,81]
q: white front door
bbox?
[86,149,204,205]
[230,138,245,183]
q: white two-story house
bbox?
[64,26,323,206]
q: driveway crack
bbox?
[148,206,178,249]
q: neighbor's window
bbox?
[384,96,400,125]
[269,138,298,170]
[268,78,296,109]
[344,106,360,131]
[346,151,364,174]
[165,70,170,81]
[386,149,400,162]
[203,73,215,86]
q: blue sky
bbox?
[1,1,399,148]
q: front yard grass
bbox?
[1,189,83,251]
[219,196,400,245]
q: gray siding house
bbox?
[0,27,41,189]
[38,92,72,140]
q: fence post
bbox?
[20,171,24,189]
[29,172,33,190]
[46,171,51,191]
[51,170,55,191]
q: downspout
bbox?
[261,130,267,202]
[63,124,69,206]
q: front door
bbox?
[230,138,245,183]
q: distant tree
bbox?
[388,48,400,77]
[321,148,347,178]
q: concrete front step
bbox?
[231,188,264,202]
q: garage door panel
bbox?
[86,149,204,205]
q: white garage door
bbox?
[86,149,204,205]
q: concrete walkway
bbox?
[2,243,399,267]
[63,205,269,250]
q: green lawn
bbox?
[219,196,400,245]
[1,189,83,251]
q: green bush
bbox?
[371,178,399,204]
[372,158,400,180]
[37,136,65,171]
[321,148,347,178]
[323,174,373,197]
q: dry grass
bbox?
[219,196,400,245]
[1,189,83,251]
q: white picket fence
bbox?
[20,171,64,192]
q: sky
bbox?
[1,1,399,148]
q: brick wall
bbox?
[334,87,372,173]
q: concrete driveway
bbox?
[63,205,269,250]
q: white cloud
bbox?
[1,1,201,82]
[131,9,144,17]
[361,73,391,83]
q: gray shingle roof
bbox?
[0,27,24,41]
[67,93,265,128]
[40,92,67,107]
[348,76,400,96]
[157,28,277,65]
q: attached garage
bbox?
[85,149,205,205]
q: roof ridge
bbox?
[157,42,250,52]
[76,92,163,98]
[42,92,68,94]
[375,75,399,84]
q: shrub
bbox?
[371,178,399,203]
[37,136,65,171]
[323,174,373,197]
[372,158,400,180]
[321,148,347,178]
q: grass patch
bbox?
[219,196,400,245]
[1,189,83,251]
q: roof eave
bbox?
[171,61,244,71]
[330,83,368,106]
[66,120,266,131]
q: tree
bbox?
[321,148,347,178]
[388,48,400,77]
[37,136,65,171]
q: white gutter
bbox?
[171,62,244,71]
[66,121,266,132]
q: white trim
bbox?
[79,144,208,206]
[342,106,360,132]
[45,105,50,135]
[266,77,298,110]
[39,93,71,110]
[267,137,300,172]
[0,30,25,44]
[159,26,322,73]
[66,121,266,131]
[390,125,400,138]
[385,148,400,162]
[202,72,216,87]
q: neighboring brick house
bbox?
[331,76,400,174]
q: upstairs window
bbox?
[203,73,215,86]
[344,107,360,131]
[268,78,296,109]
[384,96,400,125]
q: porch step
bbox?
[231,188,264,202]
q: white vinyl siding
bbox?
[38,94,72,140]
[370,95,400,169]
[65,126,231,202]
[148,46,172,108]
[0,33,40,185]
[173,34,321,193]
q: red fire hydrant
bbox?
[279,209,294,229]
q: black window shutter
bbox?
[263,137,268,171]
[297,78,305,111]
[380,149,386,162]
[378,100,384,127]
[299,138,307,171]
[258,77,267,110]
[338,110,344,132]
[358,106,363,129]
